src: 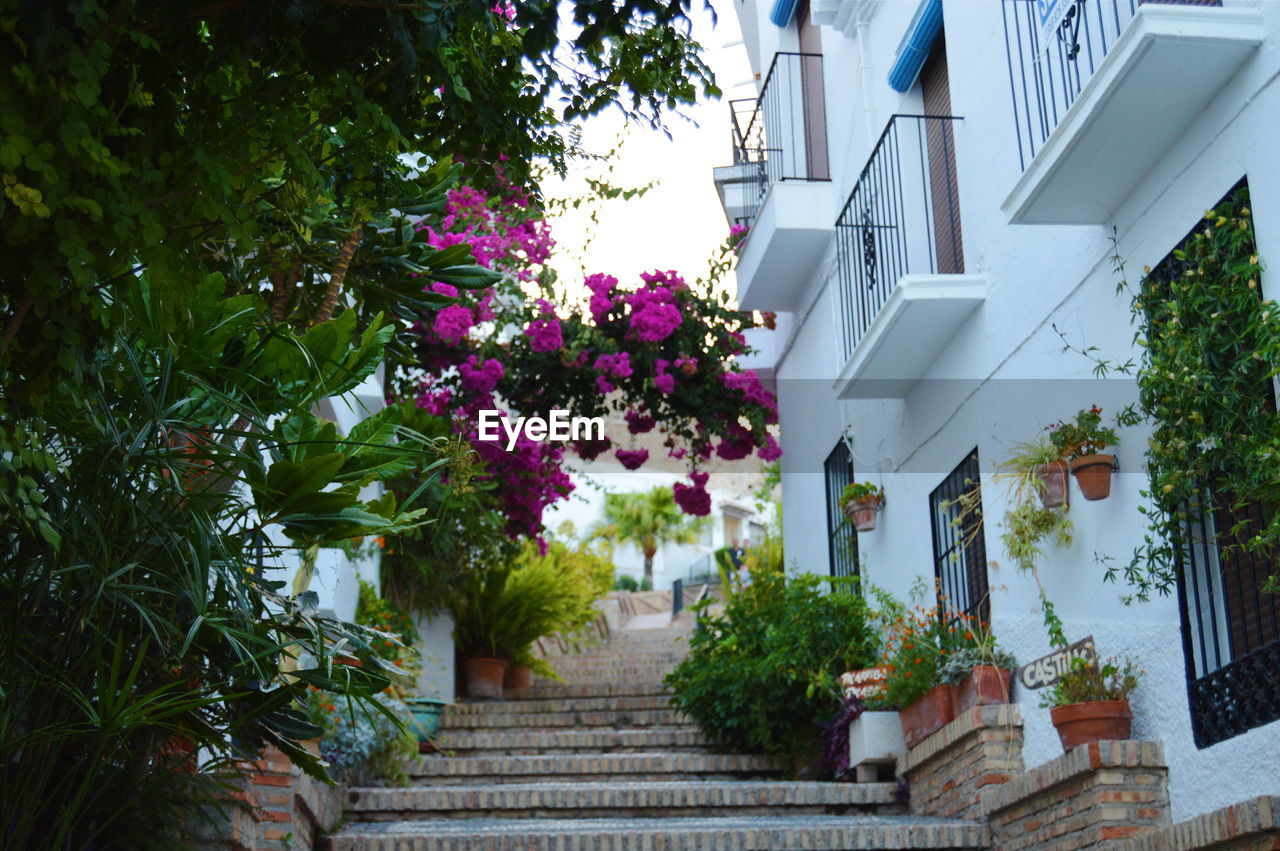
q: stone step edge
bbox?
[322,817,989,850]
[345,781,899,812]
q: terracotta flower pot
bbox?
[844,496,882,532]
[1050,699,1133,751]
[955,665,1012,713]
[1070,453,1116,501]
[1036,460,1070,508]
[504,663,533,699]
[898,684,956,749]
[462,657,509,700]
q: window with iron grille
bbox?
[1143,201,1280,748]
[929,449,990,623]
[823,441,859,583]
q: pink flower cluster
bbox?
[722,369,777,422]
[673,471,711,516]
[524,299,563,352]
[653,360,676,395]
[627,272,685,343]
[593,352,632,394]
[433,304,474,344]
[625,408,656,434]
[459,355,504,394]
[615,448,649,470]
[586,273,618,325]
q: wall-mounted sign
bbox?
[1037,0,1072,48]
[839,666,887,700]
[1016,636,1098,691]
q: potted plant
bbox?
[880,604,956,748]
[1048,406,1120,501]
[1042,655,1141,751]
[404,697,448,744]
[938,619,1016,713]
[839,482,885,532]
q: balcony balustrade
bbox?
[833,115,987,399]
[715,52,832,311]
[1001,0,1262,223]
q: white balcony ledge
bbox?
[834,274,987,399]
[736,181,834,311]
[1003,3,1263,225]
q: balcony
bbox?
[716,52,832,311]
[832,115,987,400]
[1001,0,1263,224]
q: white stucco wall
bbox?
[724,0,1280,821]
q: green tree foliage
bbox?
[664,574,878,761]
[0,0,717,394]
[591,486,706,587]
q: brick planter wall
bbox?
[902,703,1025,821]
[188,745,344,851]
[1114,795,1280,850]
[980,741,1171,849]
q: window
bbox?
[823,441,859,582]
[930,449,990,623]
[1145,189,1280,747]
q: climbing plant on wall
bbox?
[1110,182,1280,600]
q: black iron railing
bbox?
[730,51,830,228]
[833,115,964,362]
[1177,492,1280,747]
[1002,0,1222,171]
[672,578,684,618]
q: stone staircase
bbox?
[323,609,985,850]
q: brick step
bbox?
[536,663,682,676]
[434,728,712,754]
[443,694,672,717]
[439,708,689,731]
[520,681,670,700]
[411,753,783,785]
[322,814,987,850]
[344,780,902,821]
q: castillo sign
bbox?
[1016,636,1098,690]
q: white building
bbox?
[716,0,1278,823]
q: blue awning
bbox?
[887,0,944,92]
[769,0,799,27]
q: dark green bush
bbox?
[664,573,878,760]
[613,574,640,592]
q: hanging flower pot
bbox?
[839,482,885,532]
[1050,699,1132,751]
[1036,460,1070,508]
[462,656,509,700]
[1069,454,1117,501]
[844,496,883,532]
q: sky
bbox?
[543,4,754,296]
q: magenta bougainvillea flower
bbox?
[524,300,563,352]
[615,448,650,470]
[433,304,475,344]
[625,408,656,434]
[673,471,711,516]
[406,178,779,529]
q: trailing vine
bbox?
[1116,183,1280,600]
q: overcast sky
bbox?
[544,4,752,297]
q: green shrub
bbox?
[613,574,640,592]
[664,574,878,760]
